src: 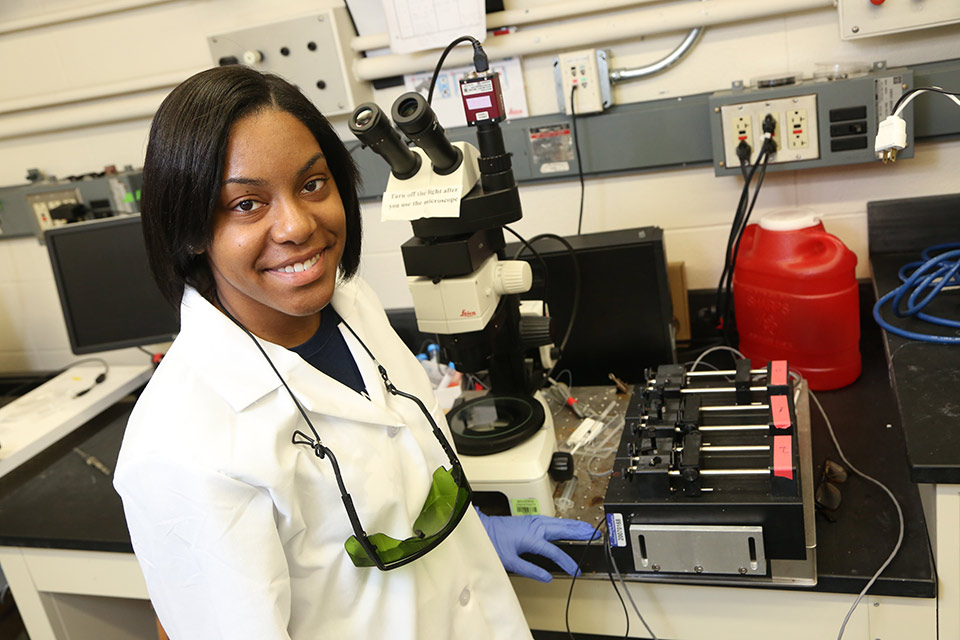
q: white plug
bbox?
[874,115,907,164]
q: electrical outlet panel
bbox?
[709,67,914,176]
[719,94,819,167]
[25,188,80,231]
[553,49,612,115]
[208,8,371,117]
[838,0,960,40]
[0,171,144,241]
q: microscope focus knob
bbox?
[518,315,553,348]
[494,260,532,295]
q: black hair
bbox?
[140,66,362,309]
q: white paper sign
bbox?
[381,0,485,54]
[382,185,463,221]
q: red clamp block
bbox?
[767,360,790,395]
[773,435,793,479]
[769,394,793,430]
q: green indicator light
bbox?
[136,189,141,201]
[123,192,134,203]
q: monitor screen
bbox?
[45,215,179,354]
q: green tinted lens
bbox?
[345,466,471,568]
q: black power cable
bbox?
[713,148,766,334]
[509,231,582,389]
[891,86,960,113]
[714,116,777,342]
[720,149,770,341]
[64,357,110,398]
[427,36,487,105]
[569,85,586,235]
[565,519,627,640]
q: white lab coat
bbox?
[114,278,533,640]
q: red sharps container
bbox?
[733,210,860,390]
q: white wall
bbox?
[1,0,959,372]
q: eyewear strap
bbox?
[216,296,381,562]
[219,295,460,569]
[340,320,461,468]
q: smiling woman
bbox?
[138,66,362,316]
[208,110,347,346]
[111,66,558,640]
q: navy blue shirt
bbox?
[289,306,367,396]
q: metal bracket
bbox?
[630,524,767,575]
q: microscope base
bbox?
[460,394,558,517]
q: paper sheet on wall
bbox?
[345,0,394,58]
[403,57,528,129]
[381,0,486,54]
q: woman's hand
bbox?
[476,510,600,582]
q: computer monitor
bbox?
[45,215,179,354]
[507,226,676,385]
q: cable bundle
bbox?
[714,119,777,340]
[873,243,960,344]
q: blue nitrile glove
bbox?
[476,510,600,582]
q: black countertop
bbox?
[868,193,960,484]
[804,289,934,597]
[0,317,936,599]
[0,397,135,553]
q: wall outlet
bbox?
[787,108,809,150]
[554,49,611,115]
[732,115,753,150]
[758,112,780,156]
[25,189,79,231]
[720,94,819,166]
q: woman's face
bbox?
[206,108,346,346]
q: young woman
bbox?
[114,66,596,639]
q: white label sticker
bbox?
[462,79,494,95]
[382,185,463,221]
[466,95,493,109]
[607,513,626,547]
[875,75,904,120]
[539,161,570,174]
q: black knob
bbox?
[549,451,575,482]
[518,315,553,349]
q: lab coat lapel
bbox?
[282,358,401,429]
[178,286,401,428]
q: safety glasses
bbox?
[815,459,848,512]
[295,339,473,571]
[344,463,472,569]
[226,298,473,571]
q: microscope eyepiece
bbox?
[353,107,376,128]
[391,92,463,176]
[349,102,421,180]
[396,96,420,119]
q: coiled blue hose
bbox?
[873,243,960,343]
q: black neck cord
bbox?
[211,293,469,569]
[212,293,459,469]
[211,294,356,494]
[338,321,460,465]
